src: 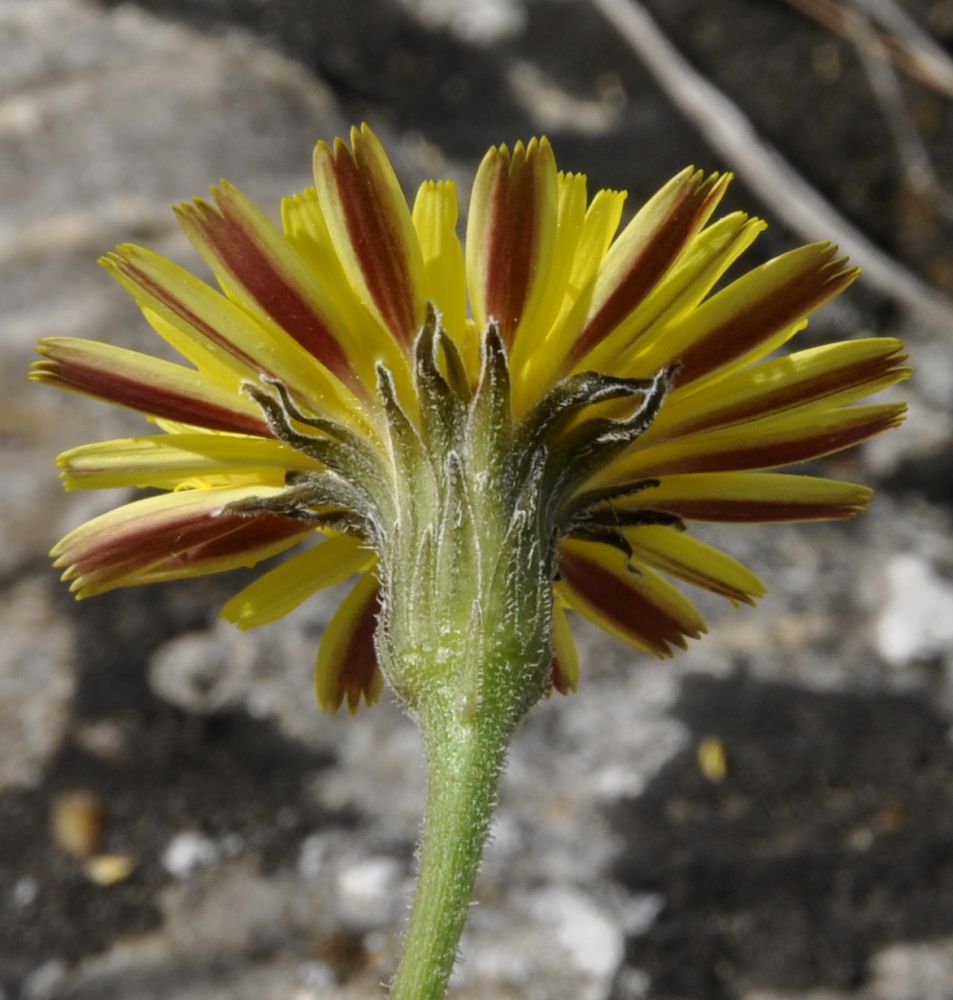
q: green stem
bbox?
[389,710,508,1000]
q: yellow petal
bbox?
[626,525,766,605]
[606,472,875,522]
[222,534,374,629]
[516,186,627,406]
[58,434,319,491]
[412,180,468,351]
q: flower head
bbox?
[33,124,907,714]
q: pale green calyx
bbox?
[230,302,678,728]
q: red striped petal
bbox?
[103,246,260,376]
[655,338,909,439]
[51,487,309,598]
[570,168,729,366]
[466,137,558,346]
[557,540,706,658]
[31,338,269,437]
[175,183,358,383]
[634,243,858,389]
[313,125,425,346]
[611,472,875,522]
[129,517,310,585]
[314,572,384,713]
[609,402,906,479]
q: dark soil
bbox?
[609,674,953,998]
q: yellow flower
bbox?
[32,125,907,713]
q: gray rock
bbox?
[162,832,221,880]
[452,883,624,1000]
[869,937,953,1000]
[875,553,953,668]
[0,575,75,791]
[1,0,344,575]
[22,960,68,1000]
[335,855,405,929]
[395,0,527,44]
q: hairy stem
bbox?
[389,706,509,1000]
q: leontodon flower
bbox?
[33,125,906,713]
[32,124,907,1000]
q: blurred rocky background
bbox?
[2,0,953,998]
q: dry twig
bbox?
[786,0,953,97]
[836,0,953,223]
[589,0,953,333]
